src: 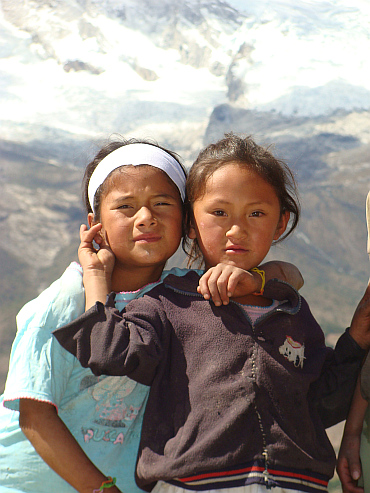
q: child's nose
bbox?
[136,207,156,227]
[226,222,246,238]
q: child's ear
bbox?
[186,211,197,240]
[274,211,290,240]
[188,219,197,240]
[88,213,97,228]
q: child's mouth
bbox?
[225,246,247,253]
[134,234,162,243]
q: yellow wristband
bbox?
[251,267,265,296]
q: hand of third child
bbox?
[197,264,261,306]
[337,433,364,493]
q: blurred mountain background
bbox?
[1,2,370,488]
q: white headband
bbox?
[88,143,186,213]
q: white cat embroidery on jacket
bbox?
[279,336,305,369]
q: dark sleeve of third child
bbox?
[309,328,367,429]
[53,294,164,386]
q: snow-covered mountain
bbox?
[1,0,370,154]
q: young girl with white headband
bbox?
[0,136,301,493]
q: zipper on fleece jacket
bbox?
[241,307,271,484]
[232,296,301,485]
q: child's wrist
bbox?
[251,268,265,296]
[83,269,111,282]
[92,477,119,493]
[83,272,112,293]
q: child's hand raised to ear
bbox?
[78,223,115,310]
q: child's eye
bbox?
[118,204,132,210]
[155,201,171,206]
[213,210,227,217]
[250,211,264,217]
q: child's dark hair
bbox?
[82,135,185,221]
[183,133,300,267]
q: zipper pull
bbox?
[262,450,269,484]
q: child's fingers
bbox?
[225,271,243,297]
[199,266,231,306]
[337,453,364,493]
[80,223,102,243]
[208,271,229,306]
[78,224,104,268]
[348,457,362,485]
[78,228,115,273]
[197,271,212,300]
[96,245,116,272]
[229,270,258,298]
[199,269,226,306]
[339,465,363,493]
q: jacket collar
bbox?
[163,270,201,294]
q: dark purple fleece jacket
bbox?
[54,272,365,491]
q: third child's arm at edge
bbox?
[19,399,121,493]
[337,377,368,493]
[348,280,370,350]
[311,282,370,428]
[198,261,303,306]
[260,260,304,290]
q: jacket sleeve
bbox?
[309,328,367,428]
[53,293,165,386]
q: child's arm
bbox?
[54,295,163,383]
[19,399,121,493]
[310,283,370,429]
[197,261,303,306]
[337,376,367,493]
[348,280,370,351]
